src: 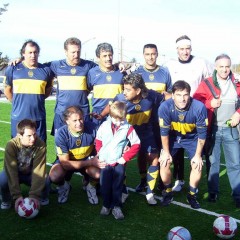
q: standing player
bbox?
[100,73,164,205]
[158,80,208,209]
[135,44,172,94]
[4,40,54,142]
[87,42,125,127]
[133,43,172,192]
[50,37,97,135]
[164,35,213,191]
[194,54,240,207]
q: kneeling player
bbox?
[46,106,106,205]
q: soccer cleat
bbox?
[208,193,217,203]
[122,193,129,204]
[161,191,173,206]
[58,181,71,204]
[1,201,11,210]
[172,180,185,192]
[135,180,147,192]
[187,193,200,209]
[112,207,124,220]
[40,198,49,206]
[146,193,157,205]
[86,183,98,205]
[100,206,111,216]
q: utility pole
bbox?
[120,36,123,62]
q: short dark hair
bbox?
[20,39,40,57]
[64,37,81,50]
[63,106,83,122]
[123,73,148,98]
[17,119,37,135]
[215,53,231,62]
[172,80,191,94]
[95,43,113,57]
[176,35,191,43]
[143,44,158,53]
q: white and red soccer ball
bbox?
[213,215,237,239]
[167,226,192,240]
[17,197,39,219]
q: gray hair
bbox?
[215,53,231,62]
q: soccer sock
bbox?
[146,165,159,194]
[189,186,198,195]
[140,172,147,182]
[89,179,98,187]
[164,183,173,193]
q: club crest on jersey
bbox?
[178,114,184,122]
[106,75,112,82]
[135,104,141,111]
[71,68,77,75]
[149,74,154,81]
[76,139,81,146]
[28,71,34,77]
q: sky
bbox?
[0,0,240,65]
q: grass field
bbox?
[0,99,239,240]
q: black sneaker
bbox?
[208,193,217,203]
[135,180,147,192]
[187,193,200,209]
[161,191,173,206]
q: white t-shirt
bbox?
[165,56,213,96]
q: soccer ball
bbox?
[213,215,237,239]
[17,197,39,219]
[167,226,192,240]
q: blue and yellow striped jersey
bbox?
[55,121,97,161]
[50,59,97,115]
[87,66,124,112]
[114,90,163,138]
[5,62,54,120]
[135,65,172,93]
[158,98,208,140]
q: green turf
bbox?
[0,100,239,240]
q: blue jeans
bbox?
[0,170,49,201]
[100,164,125,209]
[208,126,240,200]
[0,170,32,202]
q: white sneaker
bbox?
[1,201,11,209]
[100,206,111,216]
[122,193,129,204]
[112,206,124,220]
[172,180,185,192]
[58,181,71,204]
[86,183,98,205]
[146,193,157,205]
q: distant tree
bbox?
[0,3,9,70]
[0,3,9,22]
[0,52,9,70]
